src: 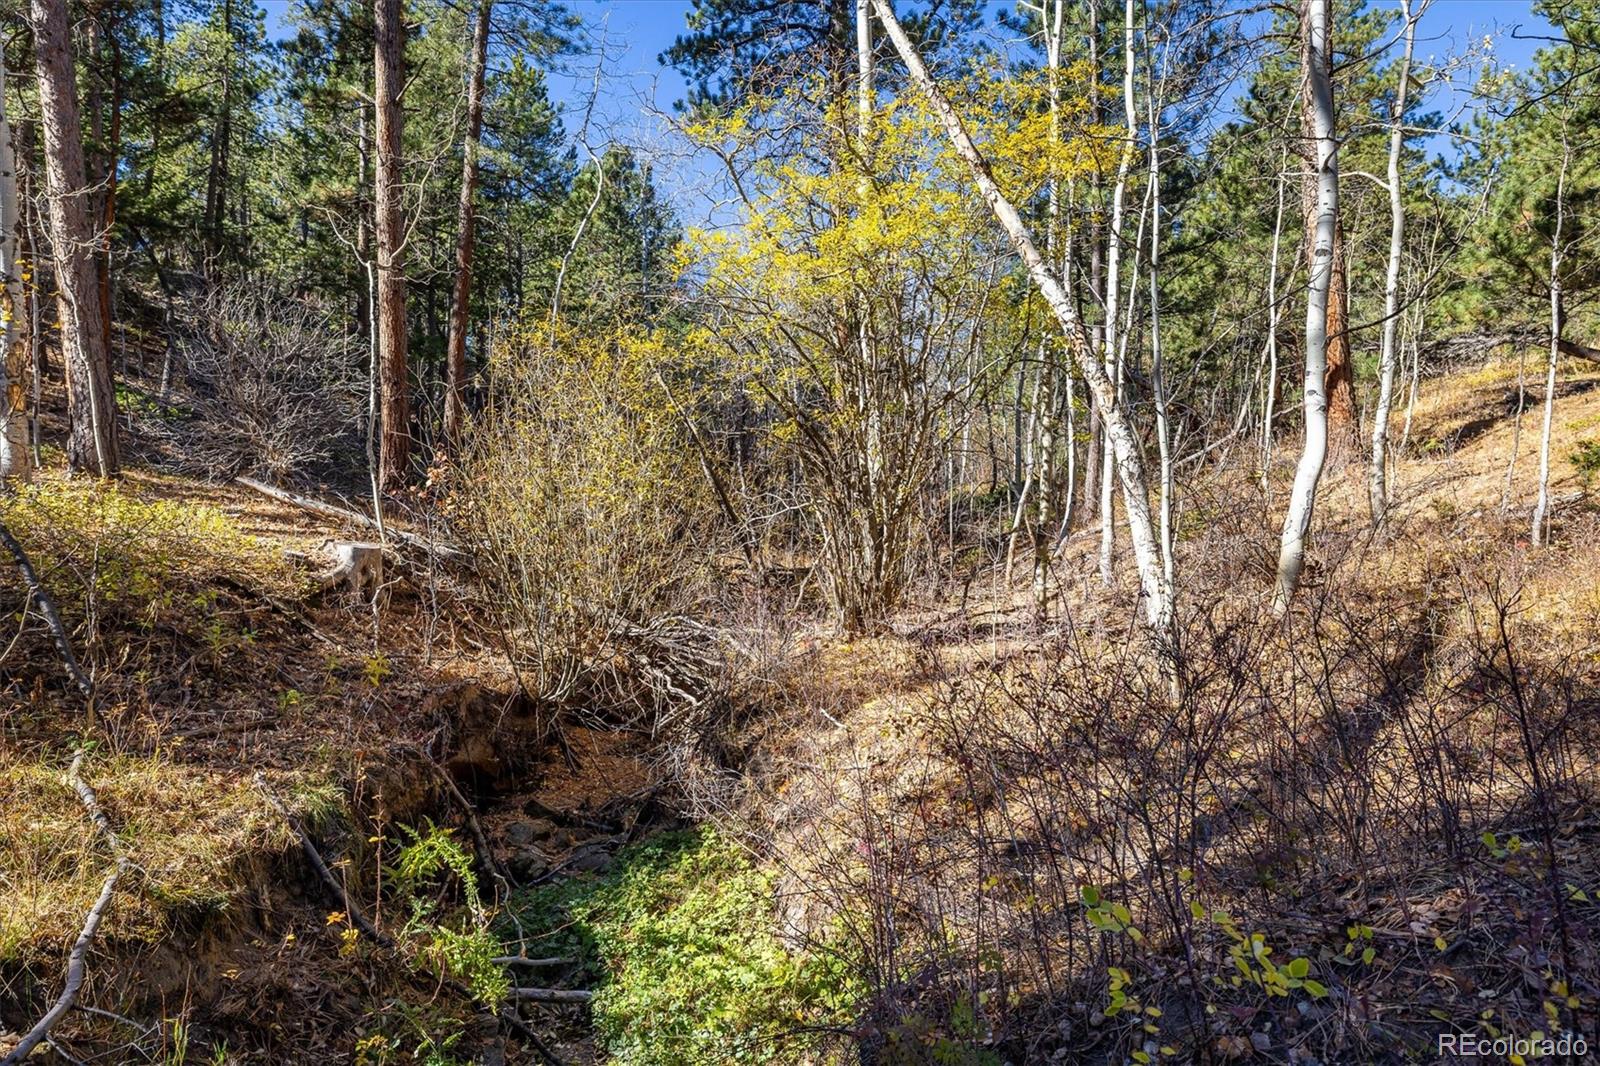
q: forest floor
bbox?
[5,349,1600,1064]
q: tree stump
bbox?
[319,541,384,602]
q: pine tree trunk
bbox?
[33,0,119,477]
[374,0,411,490]
[203,0,232,274]
[1324,225,1356,458]
[443,0,490,448]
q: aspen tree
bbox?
[1,50,30,480]
[1275,0,1337,610]
[871,0,1175,644]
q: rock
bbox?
[509,848,550,881]
[568,844,614,874]
[503,819,544,848]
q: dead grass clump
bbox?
[0,752,337,963]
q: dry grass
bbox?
[702,355,1600,1061]
[0,751,338,963]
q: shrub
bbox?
[511,829,858,1065]
[169,287,363,481]
[453,322,727,722]
[1570,438,1600,485]
[390,821,509,1006]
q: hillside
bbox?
[4,347,1599,1064]
[8,0,1600,1061]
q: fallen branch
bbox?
[492,956,573,968]
[499,1009,567,1066]
[0,518,93,699]
[511,988,593,1004]
[253,774,395,948]
[1,758,129,1066]
[246,782,571,1064]
[406,746,516,892]
[234,476,469,563]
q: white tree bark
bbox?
[1146,41,1174,587]
[857,0,873,137]
[1275,0,1338,611]
[1260,152,1288,496]
[871,0,1174,642]
[1368,0,1418,528]
[1098,0,1139,588]
[1,51,32,480]
[1531,142,1568,547]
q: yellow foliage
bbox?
[454,320,723,699]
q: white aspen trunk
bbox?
[871,0,1173,642]
[1005,367,1040,584]
[1098,0,1138,588]
[1261,152,1288,495]
[1146,56,1173,587]
[1368,0,1416,528]
[1531,144,1568,547]
[1274,0,1337,612]
[857,0,873,136]
[1,51,32,480]
[1029,0,1067,615]
[1030,0,1068,614]
[1399,301,1421,455]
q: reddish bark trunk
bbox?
[374,0,411,490]
[444,0,490,448]
[33,0,119,476]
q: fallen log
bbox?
[1,758,129,1066]
[233,476,469,563]
[511,988,593,1004]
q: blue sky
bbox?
[256,0,1558,222]
[258,0,1557,112]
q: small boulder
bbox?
[503,819,544,849]
[568,844,614,874]
[509,848,550,881]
